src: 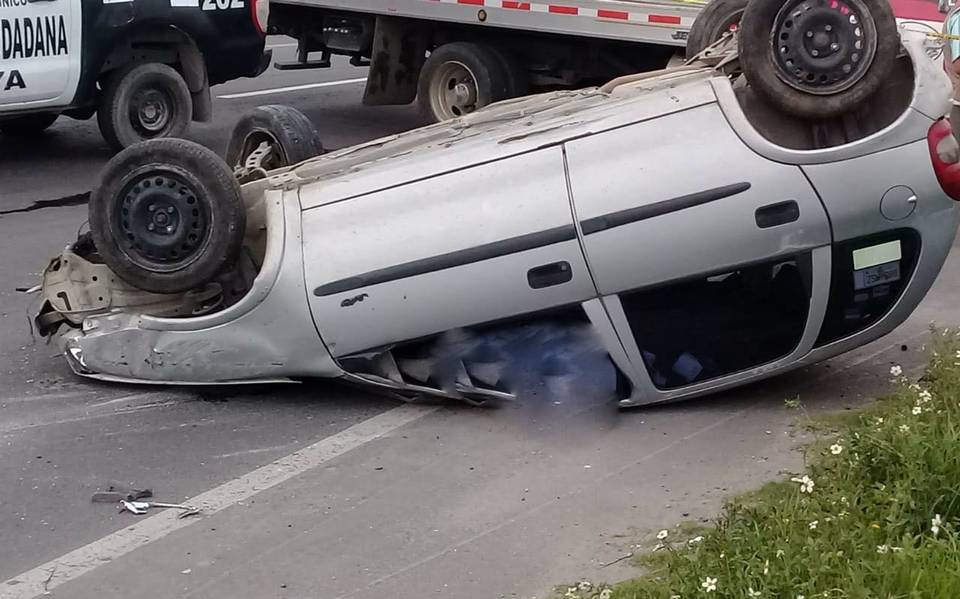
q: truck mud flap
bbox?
[363,16,428,106]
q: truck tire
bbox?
[97,63,193,151]
[225,105,325,170]
[686,0,749,57]
[418,42,511,122]
[738,0,898,119]
[89,138,245,294]
[0,114,58,136]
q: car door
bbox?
[302,146,597,359]
[0,0,82,109]
[564,102,833,394]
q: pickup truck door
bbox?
[0,0,82,109]
[564,103,833,395]
[302,146,597,359]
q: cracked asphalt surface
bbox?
[1,37,959,599]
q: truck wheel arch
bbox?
[95,26,212,123]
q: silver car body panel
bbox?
[55,31,960,406]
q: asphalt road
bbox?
[1,38,959,599]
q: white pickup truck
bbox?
[0,0,271,149]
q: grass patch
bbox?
[558,331,960,599]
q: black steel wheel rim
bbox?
[113,170,210,273]
[771,0,878,95]
[129,86,173,137]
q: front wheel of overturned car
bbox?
[89,139,245,294]
[225,104,325,171]
[738,0,898,119]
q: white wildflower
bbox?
[748,588,761,598]
[763,559,769,576]
[809,520,819,530]
[670,596,681,599]
[876,417,884,425]
[830,443,843,455]
[899,424,910,433]
[932,514,943,537]
[791,475,815,494]
[877,544,890,554]
[688,536,704,545]
[919,390,933,403]
[657,529,669,541]
[892,546,904,553]
[910,383,922,391]
[776,549,785,559]
[599,589,612,599]
[913,405,923,415]
[701,576,717,593]
[797,595,805,599]
[890,365,903,377]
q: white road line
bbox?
[217,78,367,99]
[0,403,437,599]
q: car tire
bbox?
[225,104,325,171]
[686,0,750,57]
[0,113,59,136]
[97,62,193,152]
[738,0,898,119]
[417,42,511,122]
[89,138,245,294]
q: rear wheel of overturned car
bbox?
[225,104,325,171]
[89,138,245,294]
[418,42,511,122]
[686,0,750,57]
[738,0,898,119]
[97,62,193,151]
[0,113,59,136]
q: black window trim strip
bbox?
[313,224,578,297]
[579,182,752,235]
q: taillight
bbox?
[251,0,269,36]
[928,118,960,201]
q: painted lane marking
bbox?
[0,404,438,599]
[217,78,367,99]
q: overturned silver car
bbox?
[36,0,960,406]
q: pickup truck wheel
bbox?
[0,113,58,136]
[686,0,749,57]
[738,0,897,119]
[97,63,193,151]
[418,42,510,122]
[89,139,245,294]
[225,105,325,170]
